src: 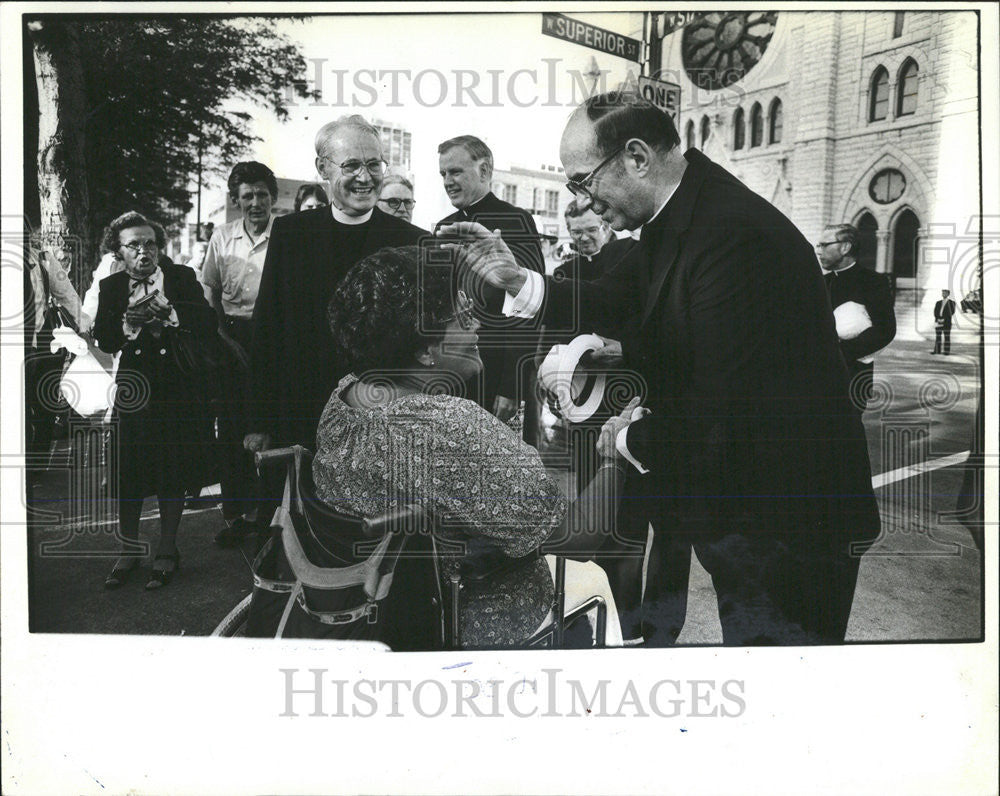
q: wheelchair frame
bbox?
[211,446,609,649]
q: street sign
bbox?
[658,11,702,37]
[542,13,641,62]
[637,75,681,127]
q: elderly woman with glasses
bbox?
[314,245,626,649]
[93,211,217,591]
[376,174,416,223]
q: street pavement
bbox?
[25,308,984,644]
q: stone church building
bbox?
[641,9,981,332]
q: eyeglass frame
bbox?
[378,197,416,210]
[319,155,389,178]
[438,290,477,330]
[565,146,625,204]
[815,240,843,248]
[120,240,158,254]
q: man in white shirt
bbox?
[200,161,277,546]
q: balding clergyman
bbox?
[448,92,881,645]
[246,115,426,452]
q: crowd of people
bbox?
[28,90,971,648]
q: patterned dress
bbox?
[314,375,567,648]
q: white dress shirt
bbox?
[200,216,274,318]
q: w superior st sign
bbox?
[542,13,641,62]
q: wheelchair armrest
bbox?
[255,446,302,470]
[364,503,429,540]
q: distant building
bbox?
[491,163,572,240]
[372,118,413,176]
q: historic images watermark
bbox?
[282,58,746,112]
[280,667,747,719]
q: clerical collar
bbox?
[825,261,856,276]
[461,192,491,217]
[331,205,373,225]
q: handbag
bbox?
[168,325,225,390]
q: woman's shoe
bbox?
[104,557,140,590]
[145,551,180,590]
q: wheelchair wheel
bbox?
[211,594,252,637]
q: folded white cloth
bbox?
[834,301,878,363]
[833,301,872,340]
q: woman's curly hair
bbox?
[328,246,459,374]
[100,211,153,255]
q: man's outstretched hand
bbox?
[436,221,527,295]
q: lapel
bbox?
[107,269,132,315]
[638,150,707,328]
[160,262,177,300]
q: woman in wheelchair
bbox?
[315,246,626,649]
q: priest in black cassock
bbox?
[435,135,545,436]
[816,223,896,410]
[246,115,426,452]
[554,200,636,283]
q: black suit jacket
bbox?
[934,299,956,329]
[824,264,896,366]
[250,206,426,447]
[553,235,637,283]
[437,192,544,406]
[93,262,216,388]
[541,149,880,540]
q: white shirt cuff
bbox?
[502,268,545,318]
[615,417,650,475]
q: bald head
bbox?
[559,92,686,232]
[566,91,681,159]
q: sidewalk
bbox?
[26,327,983,643]
[676,331,983,644]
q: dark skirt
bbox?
[111,370,216,499]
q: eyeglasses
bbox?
[815,241,840,248]
[441,291,477,330]
[379,197,415,210]
[122,241,158,254]
[565,147,624,204]
[321,156,388,178]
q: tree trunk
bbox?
[28,18,92,294]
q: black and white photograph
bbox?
[2,3,997,794]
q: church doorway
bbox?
[891,208,921,287]
[855,211,878,271]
